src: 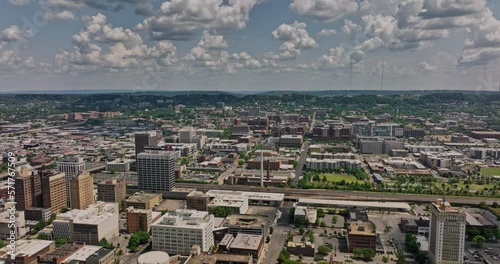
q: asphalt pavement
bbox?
[262,207,292,264]
[292,141,310,187]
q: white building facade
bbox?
[151,209,215,255]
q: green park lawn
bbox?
[480,167,500,176]
[319,173,363,183]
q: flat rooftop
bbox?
[56,203,117,225]
[205,190,284,202]
[187,254,251,264]
[126,207,151,214]
[65,245,102,261]
[227,214,268,227]
[298,198,411,211]
[466,212,482,226]
[125,192,162,203]
[0,239,54,258]
[85,247,114,263]
[152,209,211,228]
[38,243,83,262]
[107,159,134,164]
[287,241,314,248]
[348,221,376,236]
[229,233,263,251]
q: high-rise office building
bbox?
[137,150,176,192]
[179,127,195,143]
[429,199,466,264]
[13,166,43,209]
[97,178,127,203]
[135,132,159,156]
[14,166,35,211]
[57,156,85,207]
[15,166,67,213]
[248,107,261,117]
[70,171,95,210]
[42,172,67,214]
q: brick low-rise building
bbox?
[347,221,377,252]
[126,207,162,233]
[186,190,210,211]
[97,177,126,203]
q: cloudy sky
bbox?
[1,0,500,92]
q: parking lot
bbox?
[464,242,500,264]
[368,212,411,254]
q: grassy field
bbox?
[319,173,363,183]
[480,167,500,176]
[489,207,500,218]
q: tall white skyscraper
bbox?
[137,150,176,192]
[429,199,466,264]
[57,156,85,207]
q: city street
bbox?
[263,207,292,264]
[292,141,310,187]
[121,243,148,264]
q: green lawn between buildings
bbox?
[316,173,364,183]
[480,167,500,176]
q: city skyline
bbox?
[1,0,500,92]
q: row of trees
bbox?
[278,249,300,264]
[128,231,150,251]
[405,234,427,264]
[466,226,500,241]
[32,213,57,234]
[352,248,376,260]
[304,174,499,198]
[209,206,237,218]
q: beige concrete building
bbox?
[429,199,466,264]
[0,206,28,240]
[0,239,55,264]
[57,156,85,207]
[70,171,95,210]
[124,192,162,210]
[42,172,67,214]
[14,166,42,211]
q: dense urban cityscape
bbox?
[2,0,500,263]
[0,91,499,264]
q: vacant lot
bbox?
[480,167,500,176]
